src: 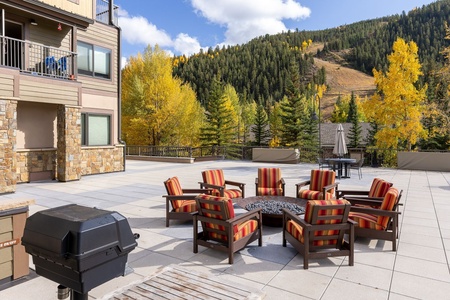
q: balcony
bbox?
[96,0,119,25]
[0,35,76,80]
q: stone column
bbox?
[0,99,17,193]
[57,105,81,182]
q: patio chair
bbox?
[199,169,245,199]
[296,170,337,200]
[255,167,285,196]
[336,177,392,201]
[282,199,355,269]
[193,194,262,264]
[163,176,211,227]
[347,187,402,251]
[349,159,364,179]
[318,157,331,170]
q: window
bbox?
[77,41,111,79]
[81,113,111,146]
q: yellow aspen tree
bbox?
[363,37,427,151]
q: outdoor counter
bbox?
[0,198,35,283]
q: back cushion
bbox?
[258,168,281,188]
[304,199,349,224]
[196,194,236,233]
[369,178,392,197]
[165,177,183,196]
[202,169,225,187]
[377,187,399,229]
[309,170,336,193]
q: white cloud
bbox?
[174,33,202,56]
[191,0,311,45]
[118,9,202,56]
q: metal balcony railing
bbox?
[96,0,119,25]
[0,36,76,80]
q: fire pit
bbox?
[235,196,306,227]
[21,204,139,299]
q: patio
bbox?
[1,159,450,299]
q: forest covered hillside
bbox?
[173,0,450,117]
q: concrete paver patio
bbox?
[1,159,449,299]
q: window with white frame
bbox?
[77,41,111,79]
[81,113,111,146]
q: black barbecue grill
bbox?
[22,204,139,299]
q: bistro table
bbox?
[326,158,356,179]
[235,196,306,227]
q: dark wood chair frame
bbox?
[282,203,355,269]
[199,180,246,199]
[346,190,403,251]
[255,177,286,196]
[335,182,393,200]
[163,180,212,227]
[193,197,262,264]
[296,180,338,200]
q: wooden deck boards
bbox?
[102,265,265,300]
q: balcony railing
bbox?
[96,0,119,25]
[0,36,76,80]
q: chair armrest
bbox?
[336,189,370,199]
[199,182,224,191]
[346,198,384,207]
[280,178,286,184]
[224,180,246,189]
[323,182,338,198]
[295,180,311,196]
[181,188,212,194]
[282,208,309,229]
[350,206,401,217]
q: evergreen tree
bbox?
[200,78,235,146]
[347,92,362,148]
[280,58,304,146]
[252,104,270,146]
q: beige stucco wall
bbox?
[16,102,57,149]
[36,0,93,19]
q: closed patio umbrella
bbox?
[333,123,348,158]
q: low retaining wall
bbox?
[252,148,300,164]
[127,155,195,164]
[398,152,450,171]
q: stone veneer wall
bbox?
[57,105,81,182]
[15,149,57,183]
[80,145,125,175]
[0,99,17,193]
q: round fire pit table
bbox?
[235,196,307,227]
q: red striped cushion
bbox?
[348,212,381,230]
[165,177,186,210]
[378,187,399,229]
[202,169,225,186]
[368,178,392,197]
[309,170,336,194]
[297,190,334,200]
[211,220,258,242]
[257,187,284,196]
[286,220,338,246]
[223,189,242,199]
[174,200,197,213]
[258,168,282,189]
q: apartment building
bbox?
[0,0,124,193]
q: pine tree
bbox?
[347,92,362,148]
[200,78,236,147]
[252,104,270,146]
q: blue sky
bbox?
[115,0,437,65]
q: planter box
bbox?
[252,148,300,164]
[398,152,450,171]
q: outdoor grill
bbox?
[21,204,139,299]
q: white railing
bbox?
[0,36,76,80]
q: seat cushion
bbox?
[211,220,258,242]
[368,178,392,197]
[257,187,284,196]
[174,200,197,213]
[286,220,337,246]
[297,190,334,200]
[348,212,382,230]
[222,189,242,199]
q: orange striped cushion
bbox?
[210,220,258,242]
[257,187,283,196]
[348,212,381,230]
[223,189,242,199]
[258,168,282,189]
[174,200,197,213]
[309,170,336,194]
[303,199,349,239]
[197,194,237,233]
[368,178,392,197]
[165,177,186,210]
[378,187,399,229]
[202,169,225,186]
[297,190,334,200]
[286,220,338,246]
